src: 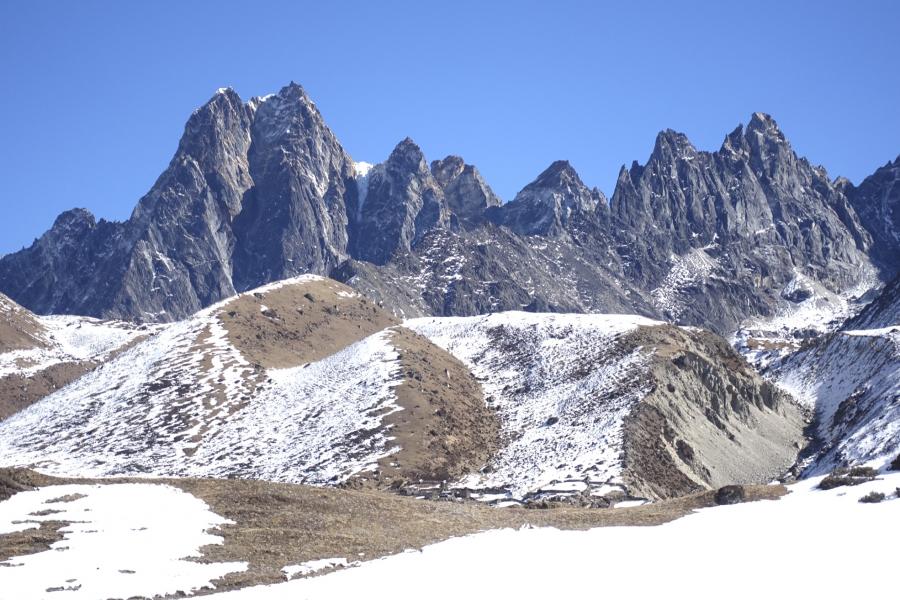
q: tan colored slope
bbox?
[0,363,98,422]
[0,294,149,422]
[0,293,46,354]
[217,279,499,487]
[219,278,399,368]
[0,468,787,594]
[367,327,500,486]
[622,325,808,499]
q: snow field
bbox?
[0,483,246,599]
[208,472,900,599]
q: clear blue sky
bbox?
[1,0,898,255]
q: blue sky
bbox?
[1,0,898,255]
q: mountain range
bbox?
[2,82,898,338]
[2,82,899,598]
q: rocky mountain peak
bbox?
[746,111,784,139]
[387,137,428,172]
[848,154,900,273]
[651,129,697,158]
[498,160,603,236]
[430,155,466,187]
[430,155,500,227]
[349,139,448,264]
[532,160,582,188]
[51,207,97,232]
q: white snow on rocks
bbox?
[734,270,878,370]
[407,312,662,498]
[353,161,377,220]
[203,472,900,599]
[650,247,719,320]
[0,483,245,599]
[776,327,900,474]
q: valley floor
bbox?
[0,468,897,599]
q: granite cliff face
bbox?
[0,87,894,337]
[610,113,875,332]
[847,156,900,274]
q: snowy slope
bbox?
[0,312,148,379]
[0,483,245,599]
[733,270,877,370]
[407,312,662,498]
[776,326,900,474]
[0,277,405,484]
[208,472,900,599]
[650,246,720,320]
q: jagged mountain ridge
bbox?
[0,84,894,335]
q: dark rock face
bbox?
[715,485,746,505]
[0,84,355,321]
[232,84,354,290]
[0,208,128,318]
[847,156,900,274]
[349,138,448,265]
[0,88,894,336]
[497,160,607,237]
[610,113,875,332]
[430,155,501,227]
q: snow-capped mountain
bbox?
[0,277,803,502]
[0,84,894,340]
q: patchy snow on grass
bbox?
[207,473,900,599]
[0,483,246,599]
[407,312,661,498]
[0,311,404,485]
[0,315,147,378]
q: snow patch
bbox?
[282,558,354,580]
[0,483,245,599]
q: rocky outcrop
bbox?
[621,325,807,499]
[430,155,501,227]
[348,138,448,265]
[847,156,900,274]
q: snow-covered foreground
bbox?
[212,473,900,599]
[0,483,246,599]
[408,312,661,498]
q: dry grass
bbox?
[0,294,46,354]
[366,327,500,485]
[0,468,787,595]
[219,279,398,369]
